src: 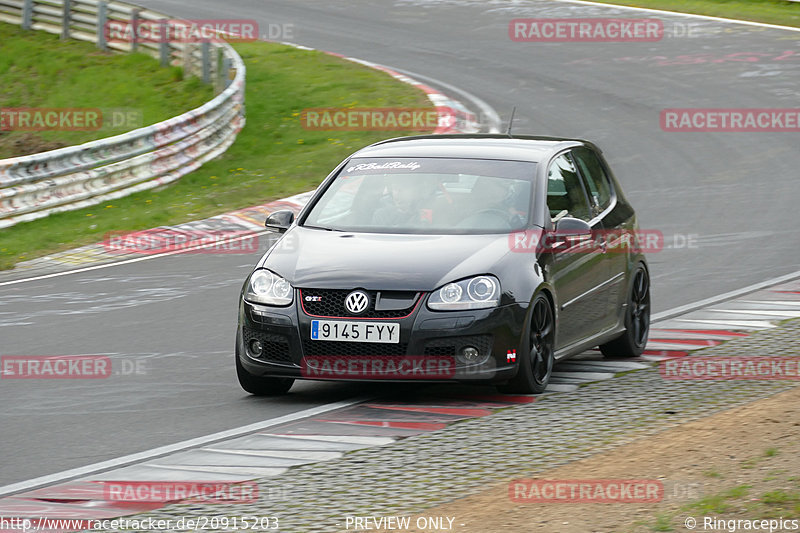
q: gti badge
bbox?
[344,290,370,315]
[304,295,323,302]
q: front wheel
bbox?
[235,332,294,395]
[600,265,650,358]
[498,294,555,394]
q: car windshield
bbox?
[302,157,536,234]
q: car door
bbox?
[544,152,609,350]
[570,146,627,325]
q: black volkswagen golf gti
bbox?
[236,135,650,395]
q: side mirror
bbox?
[265,210,295,233]
[554,217,592,236]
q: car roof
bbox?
[351,134,597,163]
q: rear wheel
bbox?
[498,294,554,394]
[600,266,650,358]
[235,331,294,395]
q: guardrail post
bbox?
[215,47,222,92]
[61,0,72,40]
[159,19,169,66]
[21,0,33,30]
[201,41,211,84]
[182,43,193,78]
[214,46,223,93]
[131,8,140,52]
[222,54,232,89]
[97,1,108,51]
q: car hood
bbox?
[260,226,513,291]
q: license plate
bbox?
[310,320,399,343]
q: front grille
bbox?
[423,345,456,356]
[303,340,409,357]
[243,327,293,364]
[300,289,419,319]
[423,335,494,357]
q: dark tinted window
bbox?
[572,147,613,213]
[546,154,591,222]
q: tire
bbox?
[498,294,555,394]
[235,331,294,396]
[600,265,650,358]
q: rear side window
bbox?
[546,154,592,222]
[572,147,613,213]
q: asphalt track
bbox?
[2,0,799,487]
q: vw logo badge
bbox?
[345,290,370,315]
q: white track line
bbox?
[652,270,800,323]
[389,66,503,133]
[0,397,368,498]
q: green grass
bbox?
[741,457,760,469]
[650,513,675,531]
[683,484,751,514]
[583,0,800,28]
[0,22,212,158]
[0,36,432,269]
[764,470,787,482]
[741,448,780,469]
[752,489,800,518]
[762,489,793,504]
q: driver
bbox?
[473,177,509,210]
[462,177,513,221]
[371,176,432,227]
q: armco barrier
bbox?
[0,0,245,228]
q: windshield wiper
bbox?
[303,224,342,232]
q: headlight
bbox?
[245,269,294,306]
[428,275,500,310]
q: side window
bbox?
[546,154,591,222]
[572,147,613,214]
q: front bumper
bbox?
[237,293,528,384]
